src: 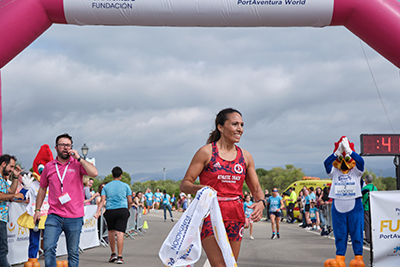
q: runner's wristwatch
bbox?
[257,199,266,208]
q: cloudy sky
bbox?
[1,23,399,178]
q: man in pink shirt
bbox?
[33,133,98,267]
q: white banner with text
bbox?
[7,202,99,265]
[64,0,333,27]
[370,190,400,267]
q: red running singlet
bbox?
[199,142,246,222]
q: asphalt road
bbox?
[14,210,372,266]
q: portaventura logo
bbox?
[379,220,400,240]
[237,0,306,5]
[91,0,134,10]
[171,215,192,254]
[178,244,194,260]
[386,246,400,257]
[7,222,16,232]
[195,186,208,201]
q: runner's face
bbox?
[219,112,244,143]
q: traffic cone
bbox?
[143,220,148,229]
[143,207,147,215]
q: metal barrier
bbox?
[99,205,147,245]
[319,202,333,235]
[125,207,137,239]
[283,203,289,222]
[326,203,332,230]
[136,206,146,235]
[99,207,109,247]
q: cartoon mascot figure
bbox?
[324,136,365,267]
[17,145,53,266]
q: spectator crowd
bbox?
[1,143,378,266]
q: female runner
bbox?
[180,108,265,267]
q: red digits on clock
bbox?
[360,134,400,156]
[382,137,391,152]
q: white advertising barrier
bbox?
[7,202,29,265]
[7,202,98,265]
[64,0,333,27]
[80,205,100,249]
[370,191,400,267]
[159,187,236,267]
[7,202,67,265]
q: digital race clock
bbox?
[360,134,400,156]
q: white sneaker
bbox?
[305,226,312,230]
[317,226,321,230]
[250,236,254,240]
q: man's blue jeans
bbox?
[0,221,10,267]
[43,214,83,267]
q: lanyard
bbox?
[55,162,70,193]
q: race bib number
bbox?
[334,183,356,197]
[245,208,253,217]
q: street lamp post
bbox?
[163,168,166,181]
[81,143,89,160]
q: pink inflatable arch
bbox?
[0,0,399,152]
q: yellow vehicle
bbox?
[281,177,332,220]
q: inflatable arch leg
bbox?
[332,0,400,69]
[0,0,57,69]
[0,70,2,154]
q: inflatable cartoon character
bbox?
[324,137,365,267]
[17,144,53,265]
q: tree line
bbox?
[90,164,397,195]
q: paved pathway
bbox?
[14,210,371,266]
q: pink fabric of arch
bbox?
[0,0,65,69]
[331,0,400,70]
[0,0,399,152]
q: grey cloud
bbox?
[1,24,398,176]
